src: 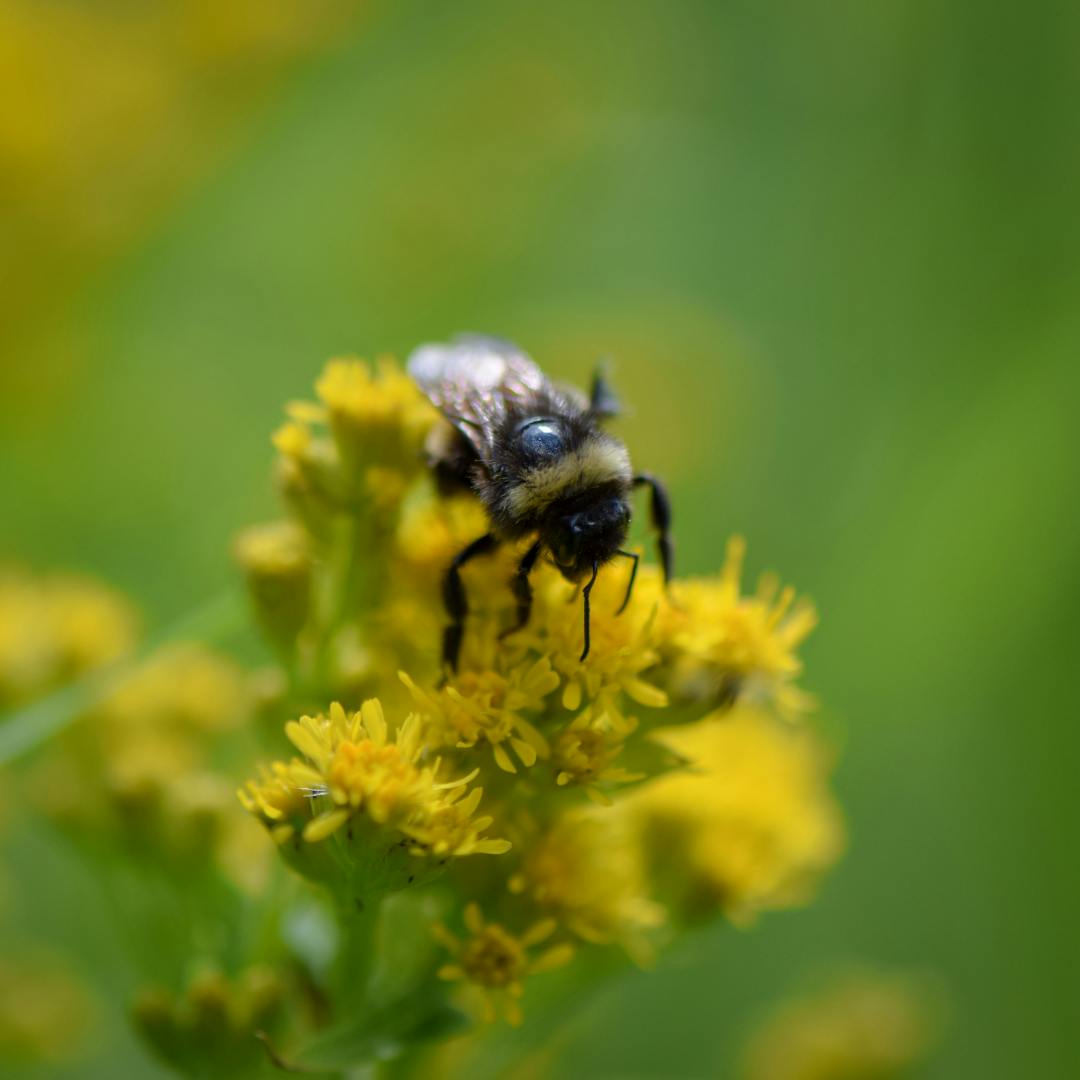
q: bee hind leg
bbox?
[442,533,499,671]
[580,560,600,662]
[499,540,543,641]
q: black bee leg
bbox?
[615,549,640,615]
[579,560,600,662]
[442,533,499,671]
[633,472,674,584]
[499,540,543,641]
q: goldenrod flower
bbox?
[238,761,309,844]
[509,810,664,963]
[272,417,340,534]
[234,519,312,650]
[224,351,846,1047]
[627,708,844,922]
[533,564,669,735]
[393,495,491,588]
[314,357,433,505]
[241,700,509,862]
[434,903,574,1026]
[550,715,642,802]
[400,664,557,773]
[664,537,817,718]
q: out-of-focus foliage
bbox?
[0,0,364,405]
[1,1,1077,1077]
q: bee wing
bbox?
[407,334,549,462]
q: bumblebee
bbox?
[408,335,673,671]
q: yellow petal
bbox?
[623,677,668,708]
[529,943,574,974]
[562,680,582,711]
[521,918,556,946]
[511,737,537,768]
[302,807,350,842]
[504,997,524,1026]
[492,742,517,774]
[464,903,485,934]
[286,719,327,763]
[474,838,512,855]
[360,698,387,745]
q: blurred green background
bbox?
[2,1,1078,1076]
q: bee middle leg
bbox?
[499,539,543,641]
[615,549,640,614]
[633,472,674,584]
[442,532,499,671]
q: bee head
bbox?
[548,498,631,580]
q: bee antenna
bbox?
[579,560,600,662]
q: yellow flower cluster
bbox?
[37,643,263,890]
[0,565,137,709]
[434,903,574,1026]
[272,356,433,529]
[235,355,842,1026]
[240,700,508,864]
[663,536,818,718]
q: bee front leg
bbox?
[580,560,600,662]
[633,473,674,584]
[499,539,543,641]
[442,533,499,671]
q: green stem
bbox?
[333,892,382,1013]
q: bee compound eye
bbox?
[518,418,564,460]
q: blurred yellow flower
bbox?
[509,809,664,963]
[0,950,96,1064]
[133,965,285,1077]
[740,970,944,1080]
[234,519,313,650]
[0,566,137,709]
[32,639,261,891]
[628,708,844,922]
[434,903,574,1026]
[316,357,433,483]
[93,642,248,737]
